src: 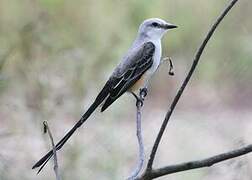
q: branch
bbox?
[128,90,146,179]
[146,0,239,172]
[138,144,252,179]
[43,121,62,180]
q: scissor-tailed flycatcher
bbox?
[33,18,177,171]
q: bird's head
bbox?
[138,18,177,40]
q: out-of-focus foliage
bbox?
[0,0,251,180]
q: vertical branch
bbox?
[128,91,146,180]
[43,121,62,180]
[146,0,239,171]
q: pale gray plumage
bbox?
[113,18,176,78]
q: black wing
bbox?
[101,41,155,112]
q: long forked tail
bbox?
[32,80,112,173]
[32,101,99,173]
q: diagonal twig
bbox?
[146,0,239,172]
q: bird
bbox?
[32,18,177,172]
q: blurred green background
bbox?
[0,0,251,179]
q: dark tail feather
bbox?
[32,100,101,172]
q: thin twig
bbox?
[138,144,252,179]
[162,57,175,76]
[43,121,62,180]
[146,0,239,172]
[128,91,146,179]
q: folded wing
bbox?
[101,41,155,112]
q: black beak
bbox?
[163,24,177,29]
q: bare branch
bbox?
[146,0,239,172]
[43,121,62,180]
[138,144,252,179]
[128,90,146,179]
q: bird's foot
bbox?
[140,87,148,98]
[131,88,148,107]
[131,92,144,107]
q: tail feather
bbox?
[32,98,104,172]
[32,102,98,171]
[33,77,113,172]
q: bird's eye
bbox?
[152,22,159,27]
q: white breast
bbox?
[151,39,162,73]
[129,39,162,92]
[143,39,161,85]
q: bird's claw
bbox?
[140,87,148,98]
[131,88,148,107]
[136,98,144,107]
[131,92,144,107]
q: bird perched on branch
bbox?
[33,18,177,172]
